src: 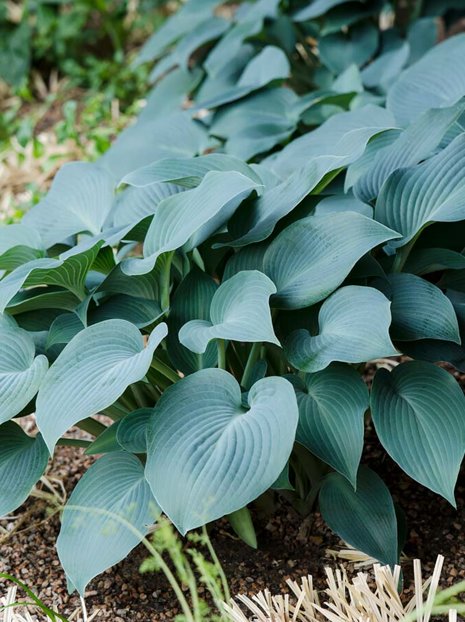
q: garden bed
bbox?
[1,428,463,620]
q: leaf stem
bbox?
[217,339,227,370]
[161,251,175,313]
[151,358,180,384]
[241,342,262,389]
[56,438,92,448]
[391,231,420,273]
[75,417,106,437]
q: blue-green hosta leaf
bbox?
[0,422,49,516]
[204,0,280,77]
[0,240,103,314]
[57,452,157,595]
[361,40,409,92]
[110,183,180,228]
[387,34,465,125]
[179,270,279,353]
[313,194,372,218]
[263,212,399,309]
[167,268,218,374]
[351,102,465,203]
[98,264,160,301]
[264,104,397,179]
[46,313,85,356]
[319,22,379,75]
[319,466,398,567]
[198,46,290,109]
[286,286,397,373]
[36,321,167,453]
[288,364,368,487]
[294,0,364,20]
[140,67,202,122]
[121,154,261,189]
[136,0,221,64]
[90,295,163,329]
[116,408,153,453]
[22,163,114,249]
[371,361,465,505]
[149,16,229,83]
[375,134,465,248]
[101,112,209,181]
[404,248,465,275]
[145,369,298,533]
[387,273,460,342]
[0,327,48,424]
[122,171,262,276]
[0,224,43,253]
[223,244,268,281]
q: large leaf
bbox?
[22,163,114,249]
[0,224,43,253]
[110,183,180,228]
[387,273,460,342]
[116,408,153,453]
[350,102,465,203]
[36,321,167,452]
[136,0,221,64]
[319,466,398,567]
[375,134,465,248]
[262,212,399,309]
[285,286,397,373]
[57,452,157,595]
[0,422,49,516]
[122,171,262,276]
[264,104,397,179]
[167,268,218,374]
[197,45,290,109]
[0,326,48,424]
[288,364,368,487]
[145,369,298,533]
[371,361,465,505]
[179,270,279,353]
[319,22,378,75]
[0,240,103,314]
[121,154,261,189]
[387,34,465,125]
[101,112,209,180]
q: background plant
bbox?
[1,0,465,599]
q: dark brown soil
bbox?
[1,425,464,621]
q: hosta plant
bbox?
[2,0,465,596]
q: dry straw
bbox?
[224,555,462,622]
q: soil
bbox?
[0,423,464,621]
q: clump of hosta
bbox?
[1,0,465,597]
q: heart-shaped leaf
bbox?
[371,361,465,505]
[285,286,397,373]
[179,270,279,353]
[122,170,262,275]
[0,326,48,424]
[263,212,399,309]
[36,320,167,452]
[288,364,368,486]
[22,162,114,249]
[319,466,398,567]
[57,452,157,595]
[145,369,298,533]
[0,422,49,516]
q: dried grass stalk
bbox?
[223,555,460,622]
